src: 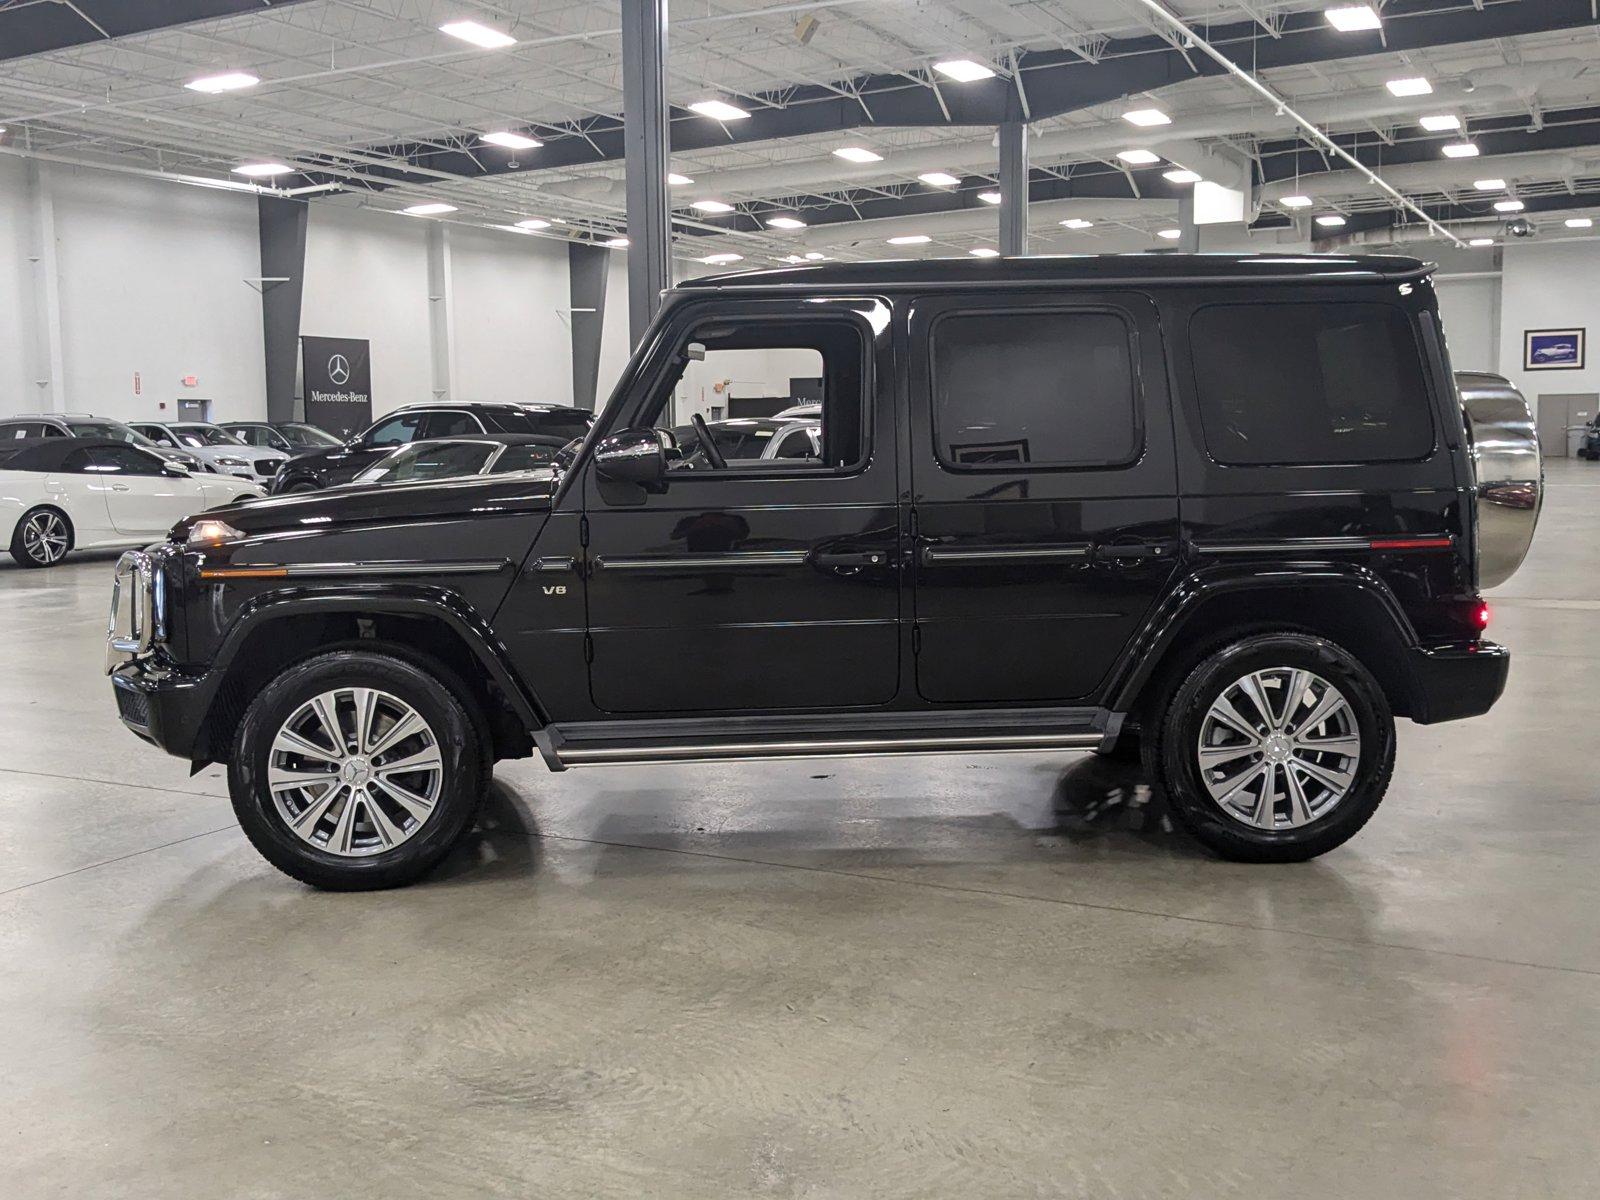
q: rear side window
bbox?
[931,310,1138,469]
[526,412,592,441]
[1189,302,1434,465]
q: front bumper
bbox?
[1406,640,1510,724]
[111,658,216,760]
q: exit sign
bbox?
[181,375,198,388]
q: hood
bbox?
[172,468,561,541]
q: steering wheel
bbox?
[691,414,728,470]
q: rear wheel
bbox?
[9,506,73,567]
[228,650,486,890]
[1143,633,1395,862]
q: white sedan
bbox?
[2,438,262,568]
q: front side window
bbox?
[931,310,1139,469]
[87,445,163,475]
[357,441,495,484]
[175,424,240,446]
[490,443,559,473]
[1189,302,1435,466]
[644,317,867,475]
[365,413,427,447]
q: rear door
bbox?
[906,291,1181,703]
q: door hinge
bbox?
[911,623,921,655]
[579,514,590,547]
[583,632,594,663]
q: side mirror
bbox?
[161,461,190,478]
[593,428,667,492]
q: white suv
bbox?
[130,422,287,482]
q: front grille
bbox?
[106,550,155,672]
[254,458,278,476]
[115,685,151,728]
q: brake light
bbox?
[1476,602,1491,631]
[1369,536,1454,550]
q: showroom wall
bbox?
[1498,239,1600,402]
[1436,274,1500,374]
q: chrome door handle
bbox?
[111,483,131,492]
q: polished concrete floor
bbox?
[4,462,1598,1198]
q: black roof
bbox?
[386,401,590,416]
[0,437,154,472]
[676,252,1433,293]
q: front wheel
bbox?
[9,506,73,567]
[228,650,487,890]
[1144,633,1395,863]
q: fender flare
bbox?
[1105,561,1422,714]
[204,583,547,730]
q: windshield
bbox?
[65,420,145,445]
[355,441,495,484]
[174,424,242,446]
[281,423,342,447]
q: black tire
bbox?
[8,505,74,568]
[1142,633,1395,863]
[228,649,487,890]
[286,481,319,493]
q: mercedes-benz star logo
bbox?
[327,354,350,386]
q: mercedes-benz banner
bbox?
[301,336,373,437]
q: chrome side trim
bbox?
[105,550,155,673]
[593,551,809,571]
[922,544,1091,564]
[532,556,576,573]
[281,560,508,577]
[557,731,1102,767]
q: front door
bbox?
[581,297,899,715]
[906,292,1181,704]
[85,444,205,537]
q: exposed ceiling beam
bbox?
[0,0,316,63]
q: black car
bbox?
[269,403,593,493]
[348,435,570,486]
[222,421,345,456]
[106,254,1542,891]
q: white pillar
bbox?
[24,162,66,411]
[426,222,457,401]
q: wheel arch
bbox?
[192,588,545,767]
[1110,564,1423,724]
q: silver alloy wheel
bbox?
[21,511,69,564]
[1196,667,1361,831]
[267,687,444,858]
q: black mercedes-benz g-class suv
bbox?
[106,255,1542,890]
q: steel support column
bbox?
[24,162,65,411]
[998,119,1028,256]
[568,242,611,410]
[621,0,671,346]
[257,195,308,423]
[425,222,457,401]
[1177,192,1200,253]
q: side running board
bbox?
[535,708,1115,770]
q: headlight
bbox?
[215,456,248,468]
[187,519,244,546]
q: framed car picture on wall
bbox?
[1524,328,1586,371]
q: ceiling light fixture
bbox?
[1469,238,1496,247]
[1157,228,1181,240]
[603,236,629,248]
[480,131,541,150]
[232,162,292,177]
[1280,194,1314,208]
[933,59,995,83]
[1441,142,1480,158]
[1123,108,1172,127]
[690,199,735,213]
[887,234,931,245]
[833,146,883,163]
[804,251,825,260]
[969,247,1000,257]
[438,20,516,49]
[689,99,750,121]
[1386,77,1434,98]
[1163,169,1202,184]
[1325,5,1382,32]
[401,202,457,216]
[1117,149,1162,166]
[1060,218,1094,230]
[1473,178,1506,191]
[515,218,551,230]
[1566,217,1595,229]
[918,171,961,187]
[766,216,806,229]
[700,253,743,264]
[1493,199,1525,213]
[1315,214,1348,227]
[185,71,259,94]
[667,172,693,186]
[1419,114,1461,132]
[977,191,1002,205]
